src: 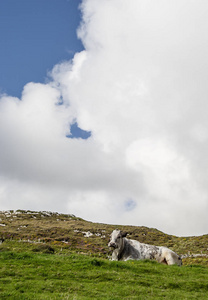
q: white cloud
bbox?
[1,0,208,236]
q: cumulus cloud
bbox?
[1,0,208,236]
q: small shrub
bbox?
[90,259,102,266]
[32,244,55,254]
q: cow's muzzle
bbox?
[108,242,117,248]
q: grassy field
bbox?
[1,249,208,300]
[0,210,208,267]
[0,210,208,299]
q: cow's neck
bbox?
[117,238,126,260]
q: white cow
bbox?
[108,230,182,266]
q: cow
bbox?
[108,229,182,266]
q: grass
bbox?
[0,208,208,298]
[0,249,208,299]
[1,210,208,265]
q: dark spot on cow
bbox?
[161,258,168,265]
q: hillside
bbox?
[0,210,207,266]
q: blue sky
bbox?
[0,0,83,98]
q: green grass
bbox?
[0,209,208,298]
[0,250,208,299]
[1,210,208,266]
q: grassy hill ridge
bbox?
[0,209,208,266]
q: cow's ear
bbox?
[121,231,127,237]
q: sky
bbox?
[0,0,208,236]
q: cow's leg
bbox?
[161,258,168,265]
[165,252,181,265]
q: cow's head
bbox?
[108,229,127,249]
